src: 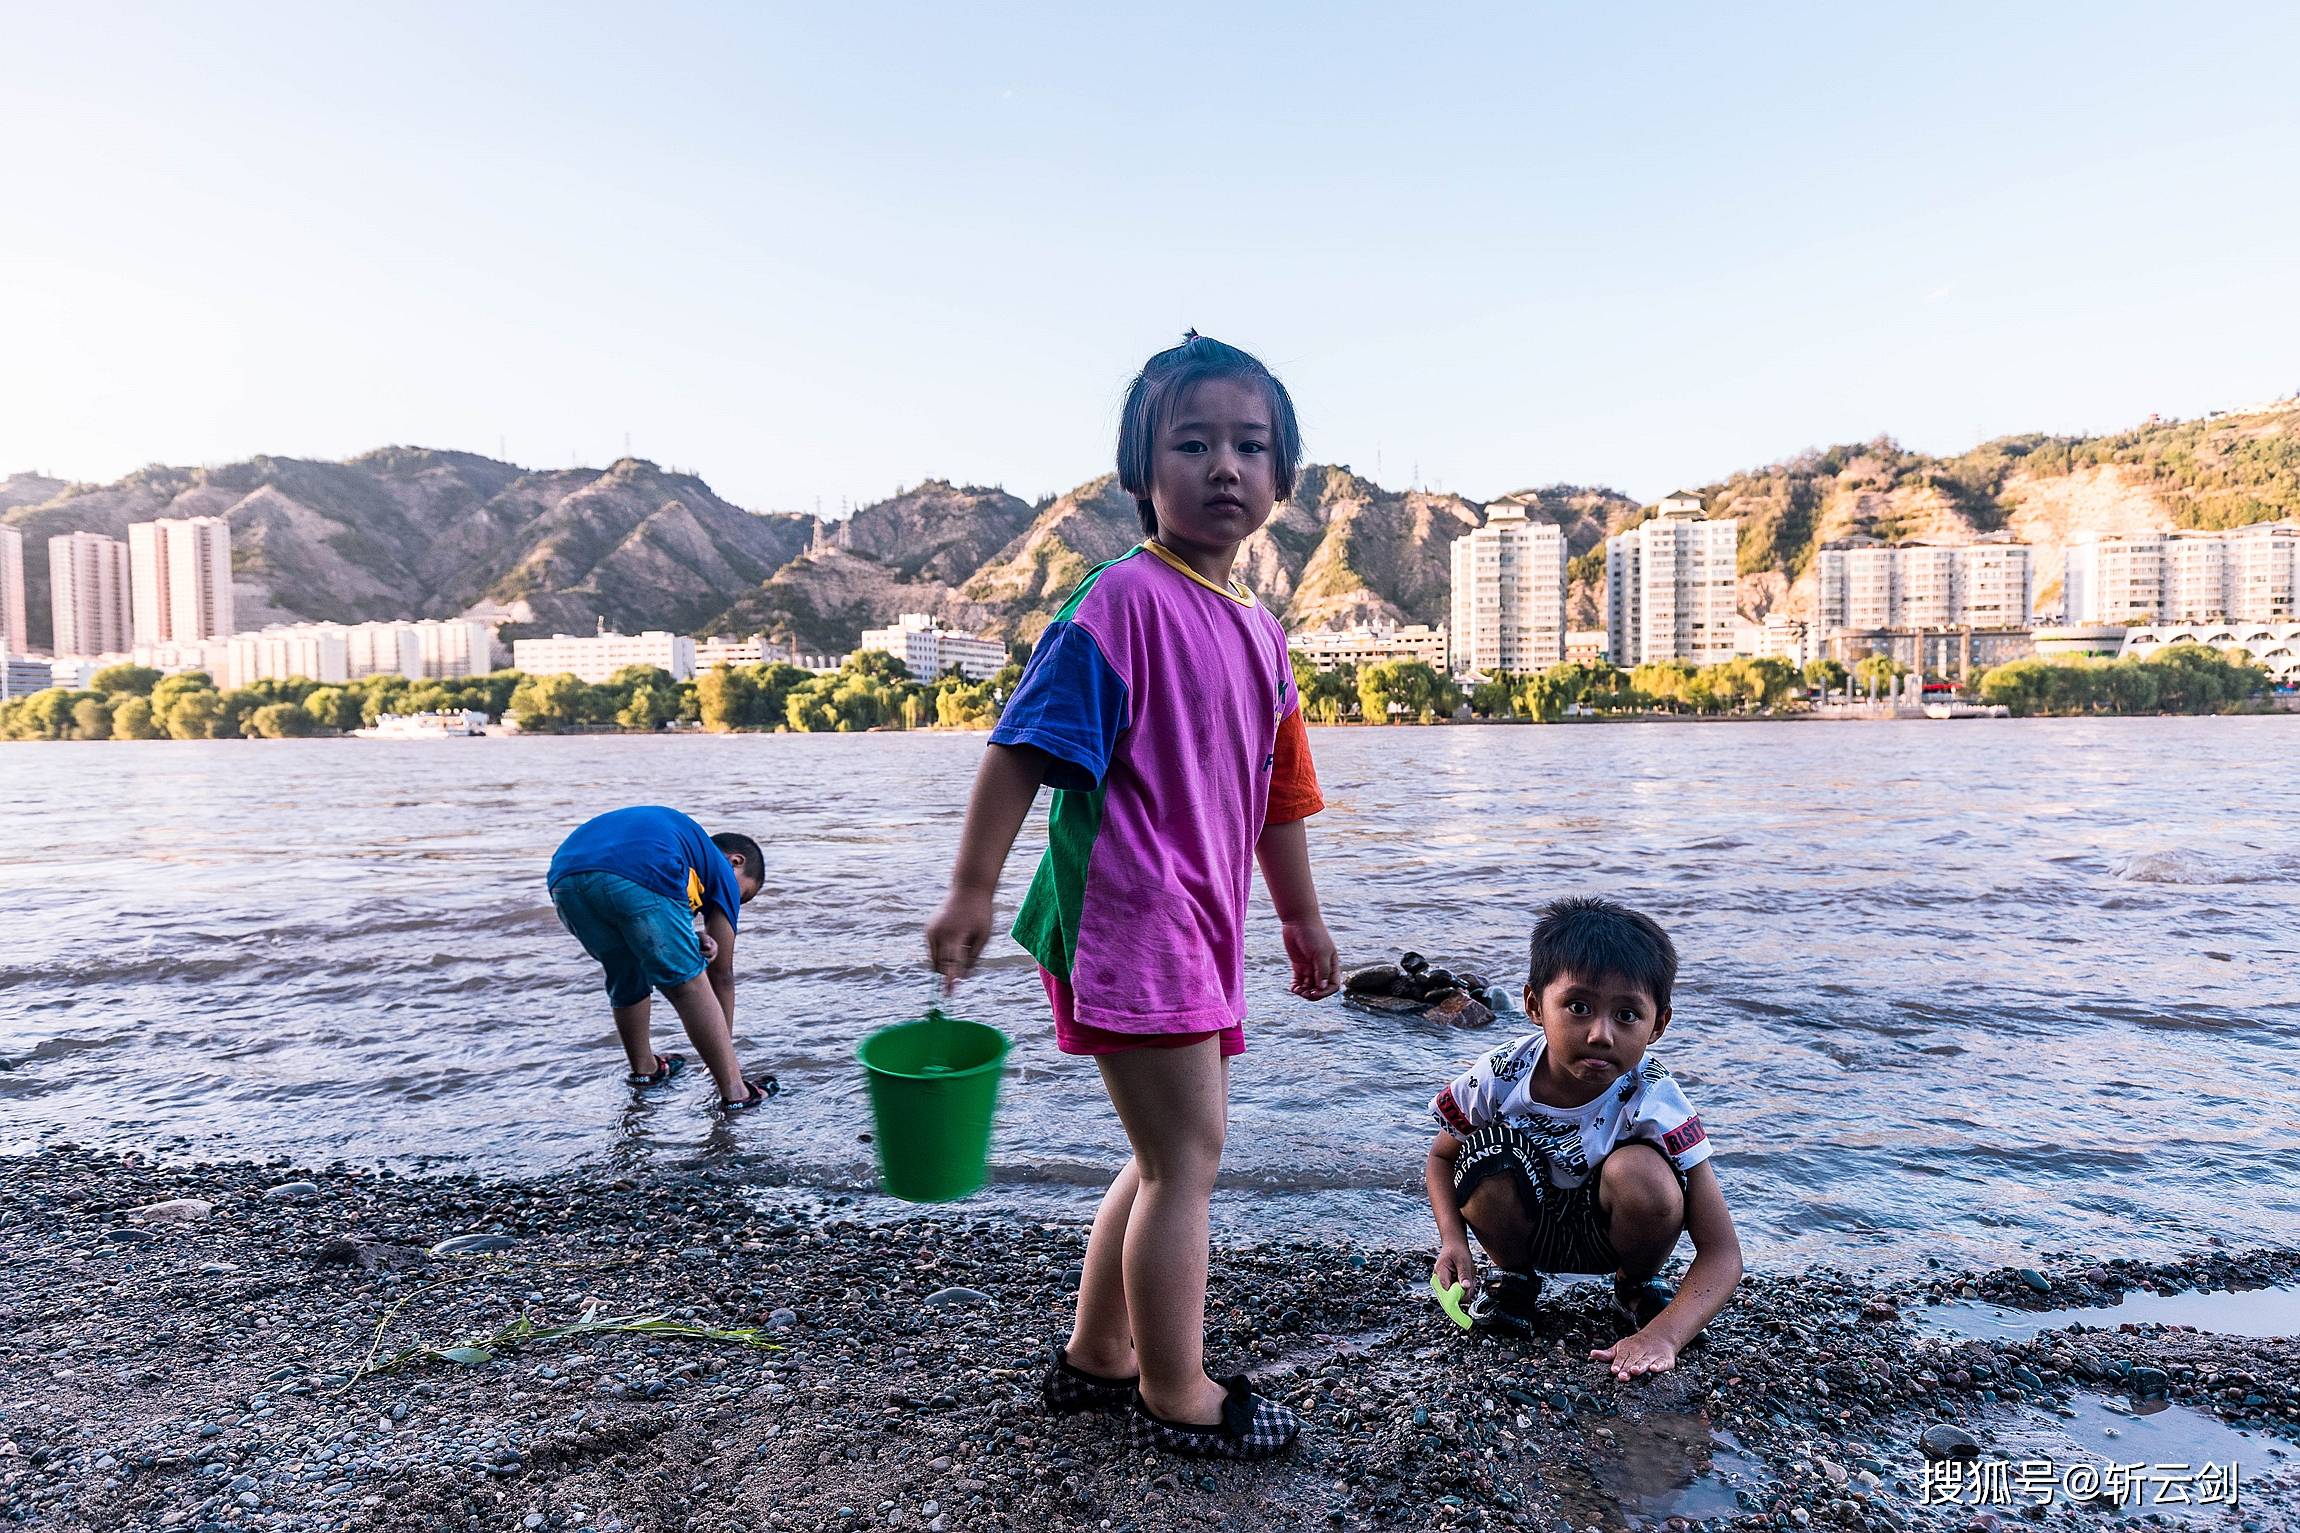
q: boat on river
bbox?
[352,709,489,738]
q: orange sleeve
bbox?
[1266,707,1325,823]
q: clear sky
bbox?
[4,2,2296,514]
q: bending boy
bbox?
[1425,898,1742,1379]
[547,805,772,1111]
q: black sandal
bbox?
[718,1073,779,1114]
[1040,1343,1137,1415]
[627,1053,688,1090]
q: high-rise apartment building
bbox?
[1449,496,1568,675]
[1606,494,1739,666]
[2064,521,2297,625]
[0,526,25,654]
[128,516,235,645]
[47,532,134,658]
[1814,536,2034,634]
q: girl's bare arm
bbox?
[925,743,1047,987]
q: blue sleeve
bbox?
[989,619,1129,792]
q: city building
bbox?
[1605,494,1739,666]
[1824,626,2035,675]
[856,613,1006,681]
[2028,625,2129,659]
[47,532,133,658]
[2064,521,2298,625]
[0,526,24,654]
[227,628,349,688]
[694,634,770,670]
[1450,495,1568,675]
[2121,621,2300,686]
[1750,615,1816,668]
[1814,535,2033,633]
[264,618,495,681]
[1,648,53,699]
[411,619,497,679]
[511,629,697,683]
[128,516,235,646]
[1287,623,1449,674]
[1564,630,1609,666]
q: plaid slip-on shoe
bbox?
[1040,1344,1137,1415]
[1126,1375,1299,1461]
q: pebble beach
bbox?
[4,1149,2293,1533]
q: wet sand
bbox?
[2,1150,2293,1533]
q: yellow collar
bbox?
[1140,540,1256,608]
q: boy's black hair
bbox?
[1116,331,1302,537]
[712,831,765,881]
[1527,897,1677,1015]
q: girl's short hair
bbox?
[1116,332,1302,536]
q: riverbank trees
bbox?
[1975,643,2269,716]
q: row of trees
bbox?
[0,665,528,742]
[1973,644,2270,716]
[3,641,2273,742]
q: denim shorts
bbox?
[550,870,705,1007]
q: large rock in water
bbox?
[1341,961,1496,1028]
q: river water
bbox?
[3,719,2295,1272]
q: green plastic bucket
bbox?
[856,1008,1011,1203]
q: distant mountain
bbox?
[0,449,811,652]
[7,398,2294,655]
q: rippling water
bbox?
[4,718,2296,1271]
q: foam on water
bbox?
[3,716,2298,1271]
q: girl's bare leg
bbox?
[1063,1159,1140,1376]
[1097,1040,1231,1425]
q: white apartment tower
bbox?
[2065,522,2298,625]
[1814,537,2034,633]
[856,614,1007,682]
[128,516,235,645]
[1606,493,1739,666]
[48,531,134,657]
[0,526,25,654]
[1449,496,1569,675]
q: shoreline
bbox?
[3,1150,2294,1532]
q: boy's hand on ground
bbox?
[1591,1330,1678,1382]
[1282,917,1340,999]
[1432,1240,1477,1299]
[925,888,994,992]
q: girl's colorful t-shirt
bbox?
[991,543,1323,1034]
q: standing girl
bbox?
[926,333,1340,1460]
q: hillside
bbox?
[8,397,2295,655]
[1702,398,2300,621]
[0,450,813,651]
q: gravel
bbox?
[1,1147,2293,1532]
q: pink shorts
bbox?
[1041,970,1246,1058]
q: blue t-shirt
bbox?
[548,806,744,932]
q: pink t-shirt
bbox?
[993,544,1323,1033]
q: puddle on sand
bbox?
[1534,1412,1771,1530]
[1921,1284,2300,1342]
[1984,1392,2296,1522]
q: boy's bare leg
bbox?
[1599,1144,1686,1278]
[1063,1160,1140,1377]
[660,973,748,1101]
[1098,1041,1230,1426]
[1460,1179,1535,1273]
[613,999,656,1077]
